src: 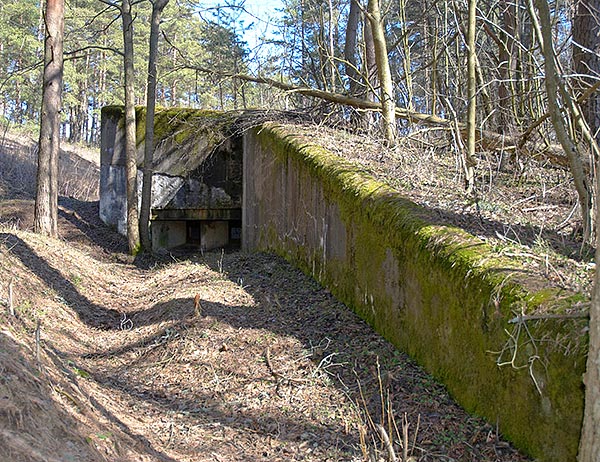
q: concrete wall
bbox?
[242,124,587,462]
[151,220,187,249]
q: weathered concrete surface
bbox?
[100,106,242,250]
[242,124,587,462]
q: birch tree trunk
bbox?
[34,0,64,238]
[122,0,140,254]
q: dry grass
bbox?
[286,122,594,298]
[0,224,532,461]
[0,131,99,204]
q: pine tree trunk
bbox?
[344,0,360,96]
[327,0,336,93]
[574,0,600,143]
[34,0,64,238]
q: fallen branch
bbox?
[264,347,309,385]
[8,278,14,316]
[375,424,398,462]
[187,64,581,170]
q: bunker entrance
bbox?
[185,219,242,249]
[147,134,244,253]
[151,209,242,251]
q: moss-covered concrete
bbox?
[101,105,241,175]
[243,123,587,462]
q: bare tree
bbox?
[464,0,476,193]
[140,0,170,252]
[34,0,64,238]
[366,0,396,145]
[530,0,594,243]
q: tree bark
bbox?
[464,0,476,193]
[497,0,517,131]
[122,0,140,254]
[576,1,600,460]
[366,0,396,145]
[327,0,336,93]
[140,0,169,252]
[363,13,378,128]
[344,0,360,97]
[34,0,64,238]
[580,243,600,460]
[364,15,378,102]
[398,0,413,110]
[574,0,600,143]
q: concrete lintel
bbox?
[151,208,242,221]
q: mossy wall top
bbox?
[242,123,587,462]
[101,105,238,176]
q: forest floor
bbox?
[0,123,583,462]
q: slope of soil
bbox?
[0,131,98,203]
[285,123,594,299]
[0,137,532,460]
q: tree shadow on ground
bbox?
[1,234,362,458]
[73,329,360,457]
[426,203,594,262]
[0,329,178,462]
[0,233,191,329]
[1,231,530,460]
[57,197,130,257]
[41,343,180,462]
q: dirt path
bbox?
[0,199,532,462]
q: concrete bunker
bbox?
[99,109,587,460]
[100,107,243,251]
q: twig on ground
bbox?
[8,277,14,316]
[264,347,309,385]
[35,318,41,366]
[376,424,398,462]
[508,309,589,323]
